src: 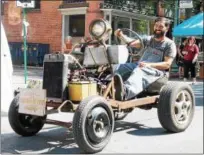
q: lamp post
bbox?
[16,0,35,84]
[22,8,27,84]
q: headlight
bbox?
[89,19,112,41]
[91,20,106,37]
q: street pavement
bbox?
[1,67,203,154]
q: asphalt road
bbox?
[1,67,203,154]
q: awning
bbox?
[173,12,204,36]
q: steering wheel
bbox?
[115,28,144,58]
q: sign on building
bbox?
[180,8,186,20]
[179,0,193,8]
[16,0,35,8]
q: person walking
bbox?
[176,39,187,78]
[182,37,199,84]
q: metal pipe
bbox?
[45,119,72,129]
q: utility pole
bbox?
[173,0,180,44]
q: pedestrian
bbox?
[176,39,187,78]
[182,37,199,84]
[62,36,73,54]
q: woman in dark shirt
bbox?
[182,37,199,84]
[177,39,187,78]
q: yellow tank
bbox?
[68,81,97,101]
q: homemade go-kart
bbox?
[9,19,195,153]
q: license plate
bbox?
[18,89,46,116]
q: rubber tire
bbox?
[157,82,195,133]
[72,95,114,153]
[8,94,46,136]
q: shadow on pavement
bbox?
[1,127,81,154]
[114,121,172,136]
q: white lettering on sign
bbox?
[18,89,46,116]
[16,0,35,8]
[179,0,193,8]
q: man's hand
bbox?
[139,56,174,70]
[139,62,151,68]
[114,29,122,37]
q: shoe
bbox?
[114,74,124,101]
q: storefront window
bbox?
[132,19,148,35]
[116,17,130,29]
[69,15,85,37]
[111,16,149,44]
[163,1,175,19]
[111,16,130,44]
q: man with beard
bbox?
[114,17,177,101]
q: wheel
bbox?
[72,95,114,153]
[8,94,46,136]
[115,28,144,56]
[158,82,195,133]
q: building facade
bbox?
[2,0,167,53]
[2,0,201,53]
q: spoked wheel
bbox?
[158,82,195,133]
[73,96,114,153]
[8,95,46,136]
[174,90,193,125]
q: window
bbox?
[33,0,40,9]
[69,15,85,37]
[132,19,148,35]
[25,0,41,11]
[163,1,175,19]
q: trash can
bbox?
[9,42,24,65]
[38,44,50,66]
[9,42,50,66]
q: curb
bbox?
[13,65,43,70]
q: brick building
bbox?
[2,0,177,53]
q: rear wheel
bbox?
[73,96,114,153]
[158,82,195,132]
[8,95,46,136]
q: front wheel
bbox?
[157,82,195,133]
[8,94,46,136]
[72,96,114,153]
